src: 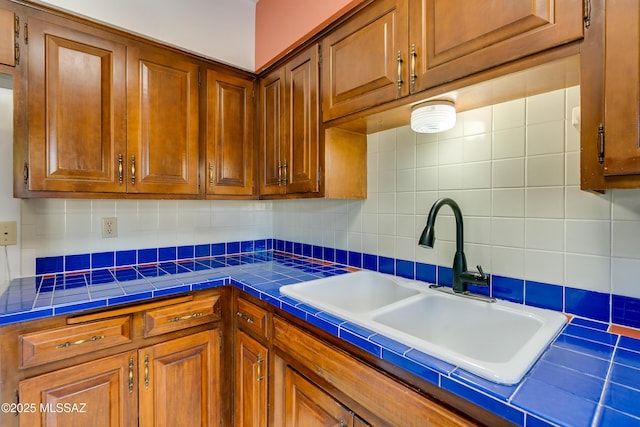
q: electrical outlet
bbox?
[102,217,118,238]
[0,221,17,246]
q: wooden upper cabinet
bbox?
[410,0,584,91]
[205,69,256,197]
[127,43,200,195]
[581,0,640,190]
[601,0,640,176]
[26,17,127,192]
[259,44,320,197]
[0,6,16,67]
[138,330,220,427]
[259,67,284,196]
[322,0,409,122]
[284,44,320,195]
[322,0,583,122]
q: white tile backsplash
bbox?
[5,85,640,303]
[271,86,640,300]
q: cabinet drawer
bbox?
[236,298,269,339]
[143,295,220,337]
[19,316,132,368]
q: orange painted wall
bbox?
[255,0,364,72]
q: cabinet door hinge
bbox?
[584,0,592,29]
[317,166,322,187]
[23,162,29,185]
[198,70,202,88]
[24,22,28,44]
[13,14,20,65]
[318,44,322,67]
[14,389,19,416]
[597,123,605,164]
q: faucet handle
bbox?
[476,265,486,279]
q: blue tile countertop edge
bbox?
[1,251,640,427]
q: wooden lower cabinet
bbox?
[19,351,138,427]
[235,330,268,427]
[272,316,476,427]
[1,290,226,427]
[138,330,221,427]
[284,367,369,427]
[18,329,220,427]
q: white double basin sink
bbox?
[280,270,567,385]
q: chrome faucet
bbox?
[419,198,493,301]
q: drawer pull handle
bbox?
[118,154,123,184]
[129,357,134,393]
[168,312,203,323]
[257,352,264,382]
[131,155,136,185]
[410,44,417,88]
[396,50,403,92]
[56,335,104,349]
[144,354,149,389]
[236,311,254,324]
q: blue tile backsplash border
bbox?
[5,239,640,426]
[33,238,638,330]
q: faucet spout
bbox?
[418,198,489,294]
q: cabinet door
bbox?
[235,330,268,427]
[139,330,220,427]
[19,351,137,427]
[205,70,256,196]
[284,367,354,427]
[0,7,16,67]
[259,67,285,196]
[601,0,640,176]
[26,17,127,192]
[283,44,320,195]
[410,0,583,91]
[127,43,200,195]
[321,0,408,122]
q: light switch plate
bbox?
[0,221,17,246]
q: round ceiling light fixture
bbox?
[410,100,456,133]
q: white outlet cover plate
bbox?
[0,221,17,246]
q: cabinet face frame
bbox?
[26,16,127,193]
